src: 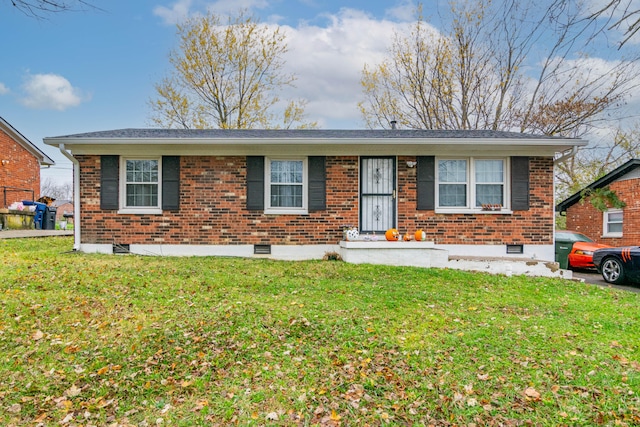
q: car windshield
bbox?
[556,232,593,243]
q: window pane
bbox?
[607,211,623,234]
[271,184,303,207]
[125,159,159,207]
[126,160,158,183]
[126,184,158,207]
[476,184,504,206]
[475,160,503,183]
[439,160,466,182]
[609,212,623,222]
[271,160,302,184]
[608,222,623,233]
[439,184,466,207]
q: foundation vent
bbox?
[506,244,524,254]
[254,244,271,255]
[113,243,131,254]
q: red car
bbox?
[555,231,611,269]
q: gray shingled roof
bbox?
[48,128,571,140]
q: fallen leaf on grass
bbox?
[8,403,21,413]
[65,385,82,397]
[192,400,208,411]
[32,330,44,341]
[524,387,541,399]
[266,412,279,420]
[60,413,74,424]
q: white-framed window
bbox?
[265,157,308,214]
[603,209,623,237]
[119,157,162,214]
[436,157,508,212]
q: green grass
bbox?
[1,237,639,426]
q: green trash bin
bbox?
[555,240,573,270]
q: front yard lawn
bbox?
[1,237,639,425]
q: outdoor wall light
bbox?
[406,161,417,168]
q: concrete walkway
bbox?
[0,229,73,239]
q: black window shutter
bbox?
[162,156,180,211]
[246,156,265,210]
[308,156,326,212]
[417,156,435,210]
[511,156,530,211]
[100,155,119,210]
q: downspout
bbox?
[57,144,81,251]
[552,145,579,263]
[554,145,579,165]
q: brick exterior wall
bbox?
[77,155,554,246]
[398,156,553,245]
[565,178,640,246]
[0,128,41,207]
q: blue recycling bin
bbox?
[22,200,47,229]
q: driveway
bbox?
[571,269,640,293]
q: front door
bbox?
[360,157,396,233]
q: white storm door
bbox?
[360,157,396,233]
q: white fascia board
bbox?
[44,136,587,157]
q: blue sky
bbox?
[0,0,635,187]
[1,0,419,185]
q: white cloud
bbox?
[20,73,85,111]
[153,0,192,25]
[385,0,417,22]
[154,0,269,25]
[278,9,417,127]
[0,82,8,95]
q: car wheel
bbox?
[601,257,626,285]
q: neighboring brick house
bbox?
[51,199,74,222]
[556,159,640,247]
[0,116,55,207]
[44,129,585,261]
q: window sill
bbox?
[435,208,513,215]
[602,233,623,238]
[118,208,163,215]
[264,208,308,215]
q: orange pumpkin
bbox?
[415,229,426,241]
[403,232,412,241]
[385,228,400,241]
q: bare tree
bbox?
[359,0,640,137]
[582,0,640,47]
[7,0,97,17]
[556,123,640,200]
[149,10,316,130]
[41,177,72,200]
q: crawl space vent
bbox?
[506,244,524,254]
[254,244,271,255]
[113,244,131,254]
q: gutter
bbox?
[554,145,579,164]
[57,144,80,251]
